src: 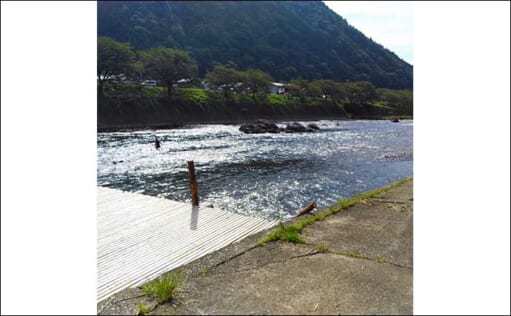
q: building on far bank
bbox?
[172,78,192,87]
[141,79,157,87]
[269,82,287,94]
[201,80,288,94]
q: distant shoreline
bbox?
[97,115,412,133]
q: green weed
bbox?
[258,222,305,245]
[315,243,329,253]
[137,303,151,316]
[142,272,183,303]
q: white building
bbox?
[269,82,287,94]
[141,80,157,87]
[172,78,192,88]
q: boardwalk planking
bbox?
[97,187,277,302]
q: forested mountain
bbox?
[98,1,412,89]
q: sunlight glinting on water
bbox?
[97,120,412,219]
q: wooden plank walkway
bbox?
[97,187,277,302]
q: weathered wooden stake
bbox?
[187,161,199,206]
[297,201,317,217]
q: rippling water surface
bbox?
[97,120,412,219]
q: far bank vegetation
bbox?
[98,36,412,125]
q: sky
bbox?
[324,1,413,64]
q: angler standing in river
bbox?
[154,135,161,150]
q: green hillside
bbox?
[98,1,412,89]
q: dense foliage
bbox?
[205,65,244,92]
[205,65,273,99]
[141,48,198,97]
[98,1,412,89]
[99,77,412,126]
[97,36,135,95]
[98,37,412,130]
[376,88,413,116]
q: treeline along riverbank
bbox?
[97,84,412,131]
[97,36,412,131]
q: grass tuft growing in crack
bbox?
[315,243,329,253]
[258,178,411,246]
[199,266,209,276]
[142,272,183,304]
[336,250,370,260]
[137,303,151,316]
[258,222,305,245]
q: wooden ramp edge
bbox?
[97,187,277,302]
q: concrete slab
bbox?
[302,181,413,267]
[155,252,412,315]
[98,179,413,315]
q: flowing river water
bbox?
[97,120,412,220]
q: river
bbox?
[97,120,412,220]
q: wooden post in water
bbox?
[187,161,199,206]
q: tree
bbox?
[97,36,135,96]
[321,80,350,104]
[316,80,336,99]
[205,65,244,98]
[241,69,272,99]
[377,88,413,115]
[129,59,145,82]
[287,79,309,102]
[141,48,198,97]
[344,81,378,105]
[305,80,324,98]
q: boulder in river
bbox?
[239,124,257,134]
[307,123,320,130]
[239,120,319,134]
[239,119,280,134]
[285,122,313,133]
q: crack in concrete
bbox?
[328,250,412,270]
[196,247,320,276]
[201,237,412,280]
[193,243,413,280]
[369,198,411,204]
[208,244,260,271]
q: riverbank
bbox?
[97,115,412,132]
[98,178,413,315]
[97,86,412,132]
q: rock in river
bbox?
[307,123,320,130]
[285,122,317,133]
[239,120,319,134]
[239,119,280,134]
